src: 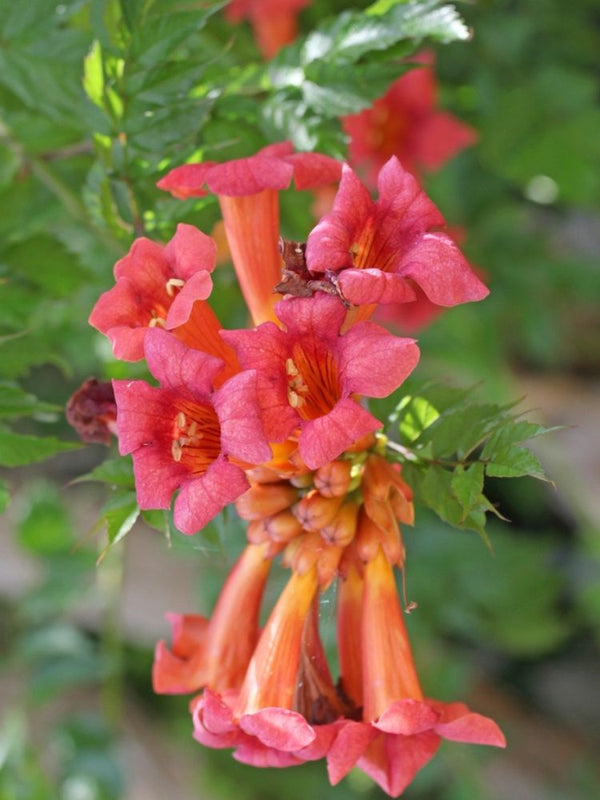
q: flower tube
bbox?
[328,547,506,797]
[153,541,273,693]
[158,142,342,325]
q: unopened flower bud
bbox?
[320,501,359,547]
[246,519,269,544]
[344,432,377,453]
[313,460,352,497]
[355,508,383,563]
[235,482,298,521]
[389,485,414,524]
[293,490,343,532]
[283,532,320,576]
[289,471,314,489]
[264,510,303,543]
[316,543,343,591]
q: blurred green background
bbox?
[1,1,599,798]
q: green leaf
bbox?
[485,447,548,480]
[481,420,558,458]
[74,455,135,489]
[451,462,485,517]
[268,1,470,125]
[97,489,140,558]
[404,463,487,537]
[415,401,516,459]
[396,394,440,443]
[17,482,74,555]
[0,428,80,467]
[0,383,60,420]
[379,0,470,44]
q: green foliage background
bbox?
[1,0,599,798]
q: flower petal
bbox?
[376,156,444,231]
[358,730,441,798]
[326,720,376,785]
[144,328,224,398]
[221,324,298,442]
[285,152,343,189]
[233,743,302,767]
[157,163,215,198]
[299,398,381,470]
[165,271,214,329]
[152,638,207,694]
[305,165,374,273]
[197,689,237,735]
[339,321,419,397]
[164,223,216,278]
[337,268,416,305]
[401,232,489,306]
[213,371,272,464]
[434,712,506,747]
[374,699,439,735]
[239,708,316,751]
[174,457,249,535]
[206,156,293,196]
[275,294,346,342]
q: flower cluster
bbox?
[88,143,502,796]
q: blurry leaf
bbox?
[0,479,9,513]
[4,235,93,298]
[83,39,105,109]
[17,482,74,555]
[0,428,80,466]
[17,623,94,663]
[408,516,572,657]
[0,383,60,419]
[0,145,21,188]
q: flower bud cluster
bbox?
[239,435,413,589]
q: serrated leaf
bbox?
[415,401,516,459]
[99,490,139,553]
[451,462,485,517]
[73,455,134,489]
[268,1,469,122]
[482,420,557,459]
[406,463,487,537]
[485,447,548,480]
[382,0,470,44]
[0,428,80,467]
